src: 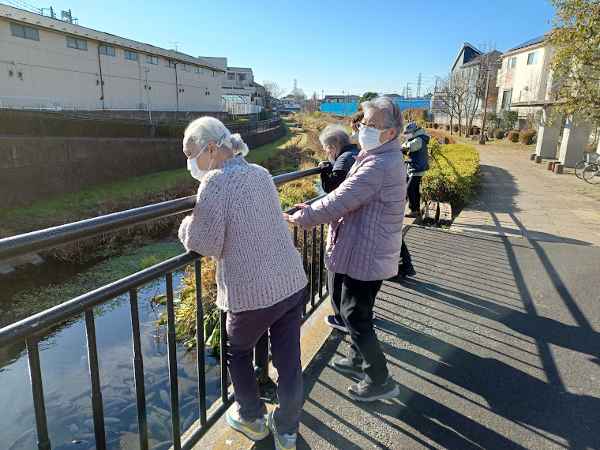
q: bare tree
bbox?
[263,80,284,108]
[436,74,469,135]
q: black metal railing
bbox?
[0,167,327,450]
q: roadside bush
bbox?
[507,130,520,142]
[494,129,505,139]
[445,125,451,131]
[519,129,536,145]
[423,141,480,210]
[433,123,439,129]
[428,130,456,145]
[470,126,480,135]
[452,124,459,133]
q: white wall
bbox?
[0,17,224,111]
[496,44,553,118]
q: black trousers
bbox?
[400,240,412,267]
[330,273,389,385]
[407,175,422,213]
[254,332,269,381]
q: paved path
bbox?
[453,143,600,246]
[251,145,600,449]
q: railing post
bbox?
[129,289,149,450]
[194,259,207,426]
[165,272,182,449]
[26,338,51,450]
[84,309,107,450]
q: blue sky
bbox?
[20,0,556,97]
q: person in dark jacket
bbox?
[317,124,359,334]
[398,122,430,277]
[402,122,430,217]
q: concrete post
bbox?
[558,116,592,167]
[535,108,561,159]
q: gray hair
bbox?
[183,116,248,158]
[360,96,403,133]
[319,124,350,151]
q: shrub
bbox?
[507,130,520,142]
[452,124,459,132]
[428,130,456,145]
[402,108,428,122]
[422,142,480,210]
[445,125,451,131]
[470,126,480,135]
[433,123,439,129]
[494,129,505,139]
[519,129,536,145]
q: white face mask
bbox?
[187,158,208,181]
[358,125,383,152]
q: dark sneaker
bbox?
[333,357,364,378]
[398,264,416,278]
[226,408,270,441]
[347,377,399,402]
[325,315,349,333]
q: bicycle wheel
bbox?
[582,163,600,184]
[574,160,587,179]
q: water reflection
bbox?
[1,270,221,450]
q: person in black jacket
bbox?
[317,124,359,333]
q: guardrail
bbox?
[0,166,326,450]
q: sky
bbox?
[9,0,556,97]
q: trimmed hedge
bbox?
[507,130,520,142]
[520,129,536,145]
[422,141,480,210]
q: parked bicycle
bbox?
[582,162,600,184]
[575,153,600,181]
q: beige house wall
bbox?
[0,6,225,112]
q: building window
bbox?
[146,55,159,65]
[501,89,513,110]
[10,23,40,41]
[168,60,176,68]
[227,73,236,80]
[66,36,88,51]
[508,57,517,69]
[238,73,247,81]
[195,66,202,74]
[527,51,538,65]
[124,50,138,61]
[99,45,116,56]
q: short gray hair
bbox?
[183,116,248,159]
[319,124,350,151]
[360,96,403,133]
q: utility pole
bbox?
[479,66,491,145]
[417,72,422,98]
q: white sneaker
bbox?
[267,410,297,450]
[225,408,269,441]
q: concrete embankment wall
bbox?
[0,125,286,207]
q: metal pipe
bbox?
[166,272,182,450]
[85,309,107,450]
[0,168,323,261]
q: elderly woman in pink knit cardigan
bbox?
[178,116,306,449]
[285,96,406,403]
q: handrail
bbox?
[0,166,322,261]
[0,192,326,346]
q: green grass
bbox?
[246,125,295,164]
[0,168,195,236]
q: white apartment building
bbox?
[495,36,553,127]
[0,4,226,112]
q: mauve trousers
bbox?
[225,286,307,434]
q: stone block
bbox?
[422,201,439,224]
[438,202,452,225]
[553,163,564,174]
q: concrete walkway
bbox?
[250,144,600,449]
[453,143,600,246]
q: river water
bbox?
[0,269,222,450]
